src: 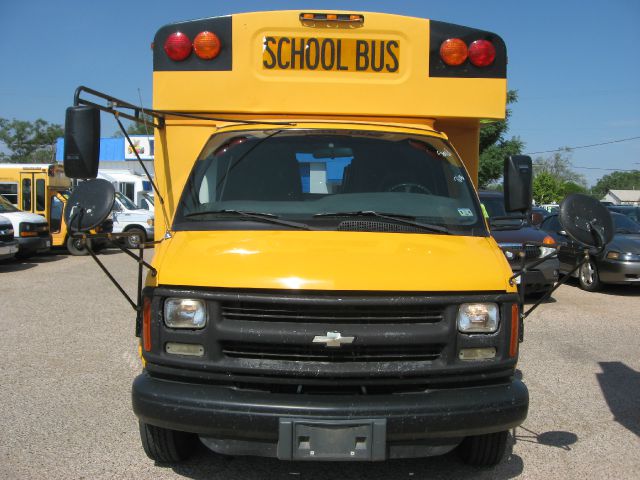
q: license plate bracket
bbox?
[277,418,386,461]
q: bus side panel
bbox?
[435,120,480,188]
[154,125,218,240]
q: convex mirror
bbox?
[559,194,613,249]
[64,179,115,232]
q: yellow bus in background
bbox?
[0,164,111,254]
[64,10,534,466]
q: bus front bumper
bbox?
[132,373,528,460]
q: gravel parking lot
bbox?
[1,249,638,479]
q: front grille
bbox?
[0,228,13,242]
[221,341,442,362]
[221,302,445,324]
[501,243,541,260]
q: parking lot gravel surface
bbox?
[1,250,638,479]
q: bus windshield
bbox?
[174,129,487,235]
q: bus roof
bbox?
[152,10,507,123]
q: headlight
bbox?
[539,246,556,257]
[164,298,207,329]
[457,303,499,333]
[540,236,557,258]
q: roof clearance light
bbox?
[440,38,468,66]
[193,31,221,60]
[164,32,192,61]
[299,12,364,24]
[468,39,496,67]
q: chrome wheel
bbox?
[579,259,601,291]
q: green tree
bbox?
[591,170,640,198]
[561,181,589,197]
[0,118,63,163]
[533,148,586,186]
[533,171,563,204]
[478,90,524,188]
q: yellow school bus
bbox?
[0,164,111,254]
[64,10,532,466]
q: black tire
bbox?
[578,258,602,292]
[66,236,92,256]
[125,228,146,249]
[139,421,197,463]
[458,430,509,467]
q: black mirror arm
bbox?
[588,220,607,254]
[82,237,138,312]
[522,250,590,319]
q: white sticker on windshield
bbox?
[458,208,473,217]
[453,175,466,183]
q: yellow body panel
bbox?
[147,11,512,295]
[153,11,506,121]
[149,230,515,293]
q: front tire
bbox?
[139,421,197,463]
[579,258,602,292]
[66,236,92,256]
[458,430,509,467]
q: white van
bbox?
[0,195,50,258]
[0,214,18,261]
[98,170,154,211]
[111,192,154,248]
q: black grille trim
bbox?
[221,302,444,324]
[221,341,442,362]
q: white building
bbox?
[602,189,640,206]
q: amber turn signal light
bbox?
[193,31,221,60]
[439,38,468,66]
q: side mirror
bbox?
[504,155,533,213]
[64,106,100,179]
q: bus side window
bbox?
[36,179,46,211]
[22,178,32,211]
[0,183,18,205]
[50,196,63,233]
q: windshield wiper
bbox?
[314,211,450,234]
[185,209,312,230]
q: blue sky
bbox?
[1,0,639,185]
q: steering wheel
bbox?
[386,182,432,194]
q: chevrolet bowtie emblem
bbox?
[312,331,355,348]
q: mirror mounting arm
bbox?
[82,237,139,312]
[522,253,590,320]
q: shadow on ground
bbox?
[597,361,640,437]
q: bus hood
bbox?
[152,231,514,292]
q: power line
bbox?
[525,135,640,155]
